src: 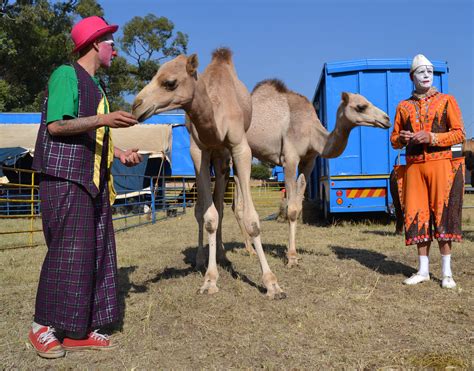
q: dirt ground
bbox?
[1,196,473,369]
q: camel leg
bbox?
[282,155,302,267]
[195,153,220,294]
[231,140,285,299]
[212,150,232,266]
[190,142,208,271]
[232,176,255,255]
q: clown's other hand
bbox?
[119,148,143,167]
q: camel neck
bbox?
[186,80,221,144]
[320,120,352,158]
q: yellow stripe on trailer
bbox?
[346,188,387,198]
[360,189,371,198]
[347,189,358,198]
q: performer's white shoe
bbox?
[441,276,456,289]
[403,273,430,285]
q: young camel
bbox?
[235,79,391,266]
[132,49,285,299]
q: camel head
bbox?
[132,54,199,122]
[338,92,391,130]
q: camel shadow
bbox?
[463,230,474,242]
[142,245,266,294]
[330,245,416,277]
[143,247,197,285]
[101,266,148,333]
[363,230,403,237]
[223,241,324,265]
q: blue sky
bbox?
[99,0,473,137]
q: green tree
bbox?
[0,0,75,111]
[119,14,188,92]
[251,162,272,180]
[0,1,188,112]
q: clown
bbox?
[29,16,143,358]
[391,54,466,289]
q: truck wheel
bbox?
[322,193,331,222]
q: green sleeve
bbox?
[46,65,79,124]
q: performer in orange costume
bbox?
[391,54,465,289]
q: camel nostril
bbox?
[132,99,143,112]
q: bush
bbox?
[251,162,271,180]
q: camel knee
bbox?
[244,213,260,237]
[287,202,301,222]
[204,206,219,233]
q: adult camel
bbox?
[235,79,391,266]
[132,49,285,299]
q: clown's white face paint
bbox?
[98,35,116,68]
[412,65,434,93]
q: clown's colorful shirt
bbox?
[33,63,116,204]
[391,87,465,163]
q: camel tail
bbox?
[252,79,288,95]
[211,47,233,63]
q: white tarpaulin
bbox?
[0,124,172,157]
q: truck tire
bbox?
[322,192,331,222]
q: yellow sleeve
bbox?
[433,95,465,147]
[391,104,405,149]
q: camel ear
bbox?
[186,54,199,78]
[341,92,350,104]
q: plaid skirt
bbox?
[34,175,119,332]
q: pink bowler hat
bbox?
[71,16,118,53]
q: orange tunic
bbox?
[391,88,466,245]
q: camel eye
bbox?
[162,79,178,91]
[356,104,368,113]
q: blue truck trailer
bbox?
[308,58,449,217]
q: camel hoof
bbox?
[266,290,287,300]
[198,280,219,295]
[273,292,287,300]
[286,256,299,267]
[265,283,286,300]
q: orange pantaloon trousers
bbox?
[394,158,464,246]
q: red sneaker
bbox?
[62,330,116,351]
[28,326,65,359]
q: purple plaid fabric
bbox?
[32,62,107,197]
[34,175,119,332]
[32,63,118,332]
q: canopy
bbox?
[0,123,172,157]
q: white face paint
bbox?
[412,65,434,93]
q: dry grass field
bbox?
[1,194,473,369]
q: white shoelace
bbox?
[38,327,58,345]
[90,330,109,342]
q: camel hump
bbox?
[252,79,288,95]
[211,47,233,63]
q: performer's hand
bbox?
[399,130,413,145]
[99,111,138,128]
[119,148,143,167]
[411,130,431,144]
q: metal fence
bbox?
[0,167,190,250]
[0,169,286,250]
[3,166,469,251]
